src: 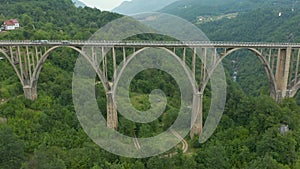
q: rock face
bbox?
[112,0,178,15]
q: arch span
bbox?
[32,45,109,93]
[210,48,277,99]
[113,47,198,94]
[289,79,300,97]
[112,47,203,139]
[0,48,24,86]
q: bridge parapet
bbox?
[2,40,300,48]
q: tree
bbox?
[256,127,297,166]
[0,126,24,169]
[21,14,33,27]
[195,144,229,169]
[146,156,174,169]
[245,155,289,169]
[25,145,66,169]
[33,30,50,39]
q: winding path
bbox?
[133,133,141,150]
[170,129,188,153]
[133,130,188,154]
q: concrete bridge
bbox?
[1,40,300,138]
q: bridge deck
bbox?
[1,40,300,48]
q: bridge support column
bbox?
[190,92,202,139]
[275,48,291,102]
[23,85,37,100]
[106,91,118,129]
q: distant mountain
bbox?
[112,0,178,15]
[72,0,86,8]
[161,0,300,21]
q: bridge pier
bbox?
[23,85,37,100]
[106,91,118,129]
[275,48,292,102]
[190,92,203,139]
[275,90,282,103]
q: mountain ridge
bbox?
[161,0,300,21]
[72,0,86,8]
[112,0,178,15]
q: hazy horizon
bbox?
[79,0,132,11]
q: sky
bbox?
[80,0,131,11]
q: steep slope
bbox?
[198,5,300,96]
[112,0,178,15]
[161,0,300,21]
[1,1,300,169]
[113,0,299,97]
[160,0,300,96]
[0,0,120,40]
[200,6,300,42]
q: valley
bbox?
[0,0,300,168]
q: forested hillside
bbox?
[1,0,300,168]
[0,0,119,40]
[198,2,300,99]
[163,0,300,99]
[161,0,300,22]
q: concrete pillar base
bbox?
[190,92,202,140]
[106,91,118,129]
[23,85,37,100]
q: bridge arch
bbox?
[208,47,277,99]
[289,81,300,97]
[0,48,24,86]
[112,47,202,137]
[113,47,198,94]
[32,46,109,92]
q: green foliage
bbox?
[162,0,300,24]
[1,0,300,168]
[165,0,300,97]
[195,144,229,169]
[25,145,66,169]
[256,127,297,166]
[0,126,24,169]
[245,155,290,169]
[0,0,120,40]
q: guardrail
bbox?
[1,40,300,48]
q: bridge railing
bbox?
[1,40,300,48]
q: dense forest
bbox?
[1,0,300,168]
[0,0,119,40]
[161,0,300,22]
